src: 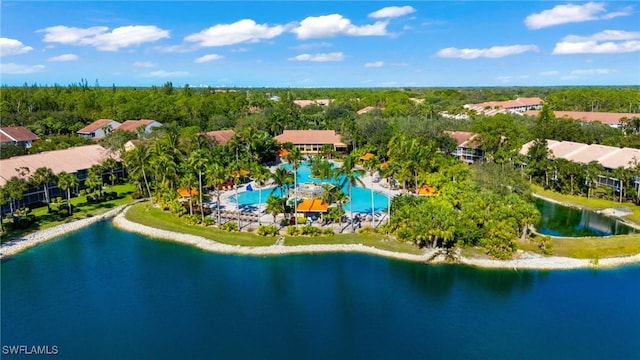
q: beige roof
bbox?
[203,130,235,145]
[293,99,332,108]
[599,147,640,169]
[465,97,542,115]
[357,106,380,115]
[445,131,480,148]
[520,139,640,170]
[524,110,639,126]
[547,141,589,159]
[116,119,156,132]
[274,130,346,146]
[0,126,39,142]
[0,145,119,186]
[78,119,121,134]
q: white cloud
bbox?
[293,42,332,50]
[288,52,345,62]
[553,30,640,54]
[47,53,78,62]
[133,61,156,68]
[194,54,224,63]
[291,14,387,39]
[539,70,559,76]
[153,44,193,53]
[0,38,33,56]
[39,25,169,51]
[185,19,285,47]
[369,6,416,19]
[525,2,632,29]
[570,68,611,75]
[0,63,45,74]
[435,44,539,59]
[142,70,189,78]
[364,61,384,68]
[496,76,513,82]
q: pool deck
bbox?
[210,168,404,233]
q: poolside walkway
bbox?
[209,168,403,234]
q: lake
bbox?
[2,221,639,359]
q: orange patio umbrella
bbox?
[417,185,436,196]
[177,188,199,197]
[296,199,329,212]
[359,152,375,161]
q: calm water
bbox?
[2,221,639,359]
[233,162,389,213]
[534,197,637,237]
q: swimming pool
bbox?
[231,162,390,213]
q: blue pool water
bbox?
[232,162,390,213]
[2,221,639,359]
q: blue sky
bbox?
[1,1,639,87]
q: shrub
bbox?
[55,197,63,204]
[202,217,215,226]
[280,218,291,227]
[220,221,238,232]
[301,225,321,236]
[358,225,375,235]
[396,227,413,242]
[535,235,554,255]
[286,225,300,236]
[130,191,142,200]
[79,189,87,196]
[58,208,70,217]
[257,225,279,237]
[183,214,201,226]
[322,228,335,236]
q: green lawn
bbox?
[518,234,640,259]
[1,183,135,242]
[531,184,640,225]
[125,202,422,254]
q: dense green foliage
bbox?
[3,83,640,258]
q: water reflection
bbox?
[534,197,636,237]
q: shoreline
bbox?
[3,203,640,270]
[0,205,128,259]
[112,207,640,270]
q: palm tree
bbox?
[0,186,7,232]
[85,165,104,198]
[101,157,118,187]
[205,162,229,225]
[612,167,628,203]
[252,164,272,225]
[266,195,283,225]
[189,149,210,223]
[363,156,379,223]
[4,176,28,216]
[180,164,198,216]
[338,155,365,229]
[332,188,348,232]
[271,167,293,216]
[124,145,153,202]
[286,147,303,225]
[30,167,55,211]
[57,172,79,215]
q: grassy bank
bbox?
[518,234,640,259]
[125,202,422,254]
[531,184,640,225]
[1,183,135,243]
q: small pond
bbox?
[534,197,637,237]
